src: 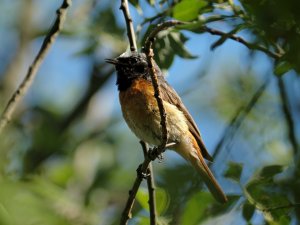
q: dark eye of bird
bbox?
[131,58,138,63]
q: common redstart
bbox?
[106,52,227,203]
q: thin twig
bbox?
[277,77,300,220]
[212,76,270,159]
[262,203,300,212]
[0,0,72,133]
[144,20,185,55]
[120,156,152,225]
[120,0,137,52]
[144,20,184,155]
[201,26,282,60]
[277,77,299,157]
[141,141,157,225]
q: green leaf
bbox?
[173,0,208,21]
[181,193,240,225]
[136,187,169,214]
[146,0,155,5]
[129,0,139,7]
[208,194,241,215]
[181,192,214,225]
[242,201,255,221]
[136,187,149,211]
[259,165,283,179]
[154,35,174,69]
[274,61,293,76]
[245,165,290,223]
[155,188,170,214]
[211,24,247,50]
[223,161,243,182]
[169,32,197,59]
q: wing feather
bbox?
[158,78,213,161]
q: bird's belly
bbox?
[119,81,189,146]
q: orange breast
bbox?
[119,78,161,145]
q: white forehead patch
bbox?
[119,49,132,58]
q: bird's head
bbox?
[106,52,161,91]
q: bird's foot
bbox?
[148,147,162,161]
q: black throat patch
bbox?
[114,54,150,91]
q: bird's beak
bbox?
[105,58,119,65]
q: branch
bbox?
[120,143,175,225]
[120,0,137,52]
[277,77,298,157]
[212,76,270,159]
[141,141,157,225]
[0,0,72,133]
[120,157,152,225]
[262,203,300,212]
[144,20,184,155]
[201,26,282,60]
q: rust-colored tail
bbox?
[191,149,227,203]
[186,137,228,203]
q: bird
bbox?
[106,52,227,203]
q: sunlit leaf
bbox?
[156,188,170,214]
[136,187,149,211]
[172,0,208,21]
[181,192,214,225]
[274,61,293,76]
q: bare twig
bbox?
[120,156,152,225]
[262,203,300,212]
[277,77,298,157]
[120,0,137,52]
[141,141,157,225]
[201,26,282,60]
[144,20,185,55]
[212,76,270,159]
[0,0,72,133]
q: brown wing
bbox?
[158,78,213,161]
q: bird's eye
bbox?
[131,58,138,63]
[135,64,145,73]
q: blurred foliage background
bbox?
[0,0,299,224]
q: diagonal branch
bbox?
[212,76,270,160]
[0,0,72,133]
[201,25,282,60]
[277,77,298,157]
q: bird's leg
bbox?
[147,142,177,161]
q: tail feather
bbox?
[173,134,227,203]
[187,137,228,203]
[192,151,228,203]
